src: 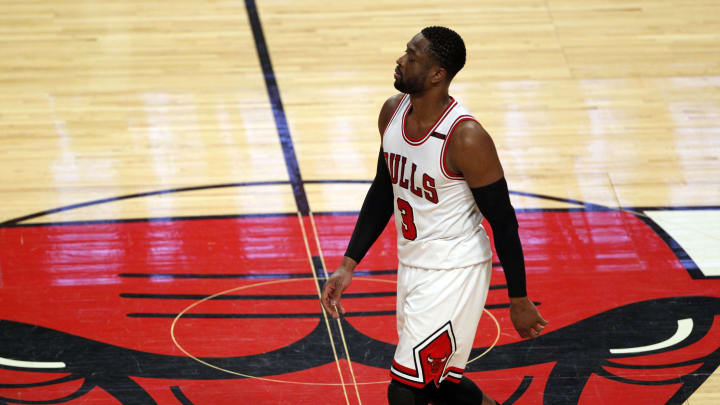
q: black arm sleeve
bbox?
[344,148,395,263]
[471,178,527,298]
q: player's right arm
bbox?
[447,120,548,339]
[320,94,402,319]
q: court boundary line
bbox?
[0,181,291,226]
[243,0,308,216]
[3,179,718,227]
[242,0,358,398]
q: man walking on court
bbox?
[321,26,547,405]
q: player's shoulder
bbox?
[381,93,405,112]
[378,93,405,135]
[449,118,494,152]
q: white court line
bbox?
[610,318,693,354]
[309,211,363,405]
[0,356,66,369]
[297,213,351,405]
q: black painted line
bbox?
[117,268,403,280]
[0,374,81,389]
[127,302,535,319]
[0,206,605,228]
[0,378,96,403]
[596,367,685,386]
[119,270,505,286]
[0,181,289,226]
[309,211,364,217]
[120,284,507,298]
[353,269,398,276]
[342,311,396,317]
[502,376,533,405]
[244,0,309,216]
[312,255,328,279]
[0,139,713,228]
[513,207,613,213]
[118,272,314,279]
[120,291,397,300]
[128,312,320,319]
[486,302,541,310]
[171,386,194,405]
[604,357,711,370]
[508,190,609,210]
[127,311,396,319]
[629,205,720,211]
[119,271,506,284]
[2,212,297,228]
[310,208,613,217]
[303,180,373,184]
[4,178,712,228]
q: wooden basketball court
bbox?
[1,0,719,403]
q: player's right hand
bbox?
[509,296,548,339]
[321,267,353,319]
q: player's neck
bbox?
[408,89,452,127]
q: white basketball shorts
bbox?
[390,260,492,388]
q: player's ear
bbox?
[431,66,447,84]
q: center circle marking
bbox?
[171,277,500,386]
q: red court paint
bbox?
[1,211,718,404]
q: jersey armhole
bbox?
[381,94,408,139]
[440,116,476,180]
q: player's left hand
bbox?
[509,296,548,339]
[321,267,353,319]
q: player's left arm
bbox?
[446,120,548,339]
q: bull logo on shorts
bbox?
[418,325,455,388]
[426,352,448,375]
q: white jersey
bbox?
[382,93,492,269]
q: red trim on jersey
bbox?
[401,97,457,146]
[390,360,426,387]
[446,366,464,375]
[390,363,465,387]
[390,372,427,389]
[441,367,464,383]
[392,360,419,377]
[443,374,462,383]
[381,94,409,139]
[440,115,477,180]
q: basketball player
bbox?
[321,26,547,405]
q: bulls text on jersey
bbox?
[384,152,438,204]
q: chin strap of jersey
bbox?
[344,147,394,263]
[471,178,527,298]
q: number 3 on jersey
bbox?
[397,198,417,240]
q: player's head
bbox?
[394,26,466,94]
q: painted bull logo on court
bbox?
[1,296,719,404]
[1,187,719,404]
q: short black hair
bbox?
[420,26,466,80]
